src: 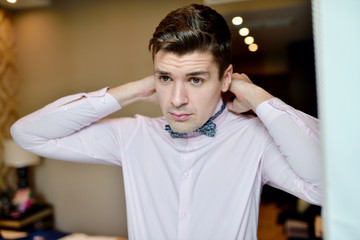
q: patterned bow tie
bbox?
[165,102,226,138]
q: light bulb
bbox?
[232,16,243,26]
[244,36,254,45]
[248,43,258,52]
[239,28,249,37]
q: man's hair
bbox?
[149,4,231,79]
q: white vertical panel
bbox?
[312,0,360,239]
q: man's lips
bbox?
[170,112,192,121]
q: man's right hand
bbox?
[138,75,158,104]
[108,75,158,107]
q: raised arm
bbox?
[107,75,157,107]
[10,75,157,165]
[227,73,322,194]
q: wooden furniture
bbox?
[0,205,54,231]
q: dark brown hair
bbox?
[149,4,231,79]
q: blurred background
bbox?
[0,0,319,239]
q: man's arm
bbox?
[227,73,322,193]
[107,75,157,107]
[10,76,156,164]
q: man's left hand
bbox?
[226,73,273,114]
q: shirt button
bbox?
[182,212,188,219]
[62,106,68,110]
[184,172,190,178]
[101,98,106,104]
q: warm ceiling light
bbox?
[232,16,243,26]
[7,0,17,3]
[239,28,249,37]
[244,36,254,45]
[248,43,258,52]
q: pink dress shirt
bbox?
[11,87,322,240]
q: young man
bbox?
[11,4,321,240]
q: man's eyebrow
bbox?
[186,71,210,77]
[154,69,171,75]
[154,69,210,77]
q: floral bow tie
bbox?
[165,102,226,138]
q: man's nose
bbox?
[171,82,188,107]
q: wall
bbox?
[0,9,18,190]
[13,0,198,236]
[312,0,360,239]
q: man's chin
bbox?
[168,122,198,134]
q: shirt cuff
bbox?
[256,98,295,127]
[84,88,122,116]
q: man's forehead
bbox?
[154,50,216,72]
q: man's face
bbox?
[154,50,231,133]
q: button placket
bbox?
[178,140,197,239]
[179,152,193,216]
[187,144,198,151]
[181,212,189,220]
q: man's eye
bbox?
[190,78,203,85]
[160,76,171,83]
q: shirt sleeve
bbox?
[10,88,124,166]
[256,98,322,205]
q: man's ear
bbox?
[221,64,233,92]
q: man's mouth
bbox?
[170,112,192,121]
